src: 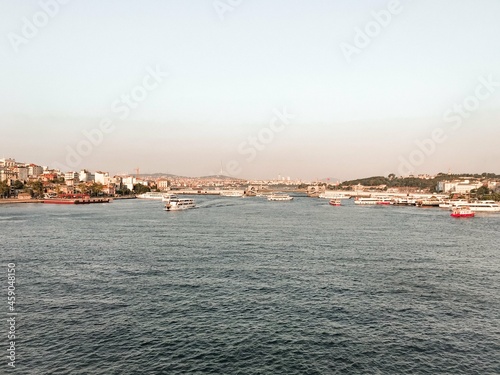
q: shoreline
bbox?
[0,196,137,204]
[0,199,43,204]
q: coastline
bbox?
[0,199,43,204]
[0,196,137,204]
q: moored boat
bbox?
[450,200,500,212]
[450,206,475,218]
[137,192,167,200]
[376,197,392,205]
[43,194,111,204]
[354,197,378,205]
[219,190,244,197]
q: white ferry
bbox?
[392,197,417,206]
[450,200,500,212]
[267,193,293,201]
[163,194,196,211]
[319,191,349,199]
[354,197,379,205]
[136,192,167,200]
[439,199,469,208]
[219,190,244,197]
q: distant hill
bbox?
[338,172,500,190]
[135,173,244,180]
[199,174,245,180]
[319,177,342,183]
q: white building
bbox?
[16,167,29,182]
[79,169,95,182]
[95,171,110,185]
[122,176,135,191]
[0,158,16,168]
[28,164,44,177]
[438,180,482,194]
[157,179,170,191]
[64,172,79,182]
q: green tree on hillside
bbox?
[133,184,150,195]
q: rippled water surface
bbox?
[1,196,499,374]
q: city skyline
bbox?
[1,0,500,180]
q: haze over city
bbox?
[1,0,500,180]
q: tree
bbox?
[27,180,44,198]
[133,184,150,194]
[89,183,104,197]
[77,183,89,195]
[12,180,24,190]
[0,181,10,198]
[116,186,131,196]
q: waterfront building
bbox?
[28,164,44,177]
[79,169,95,182]
[64,172,79,183]
[157,179,170,191]
[16,167,29,182]
[95,171,110,185]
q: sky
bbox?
[1,0,500,181]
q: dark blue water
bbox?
[1,196,499,374]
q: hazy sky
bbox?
[1,0,500,181]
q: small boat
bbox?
[329,199,341,206]
[450,206,475,218]
[267,193,293,201]
[163,194,196,211]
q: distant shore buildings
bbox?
[1,157,499,199]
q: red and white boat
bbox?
[329,199,341,206]
[450,206,475,218]
[376,198,391,205]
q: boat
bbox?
[329,199,341,206]
[136,192,167,200]
[416,198,441,207]
[219,190,244,197]
[319,191,349,199]
[354,197,379,205]
[267,193,293,201]
[439,199,469,208]
[375,197,392,205]
[392,197,417,206]
[450,200,500,212]
[43,193,111,204]
[450,206,475,218]
[163,194,196,211]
